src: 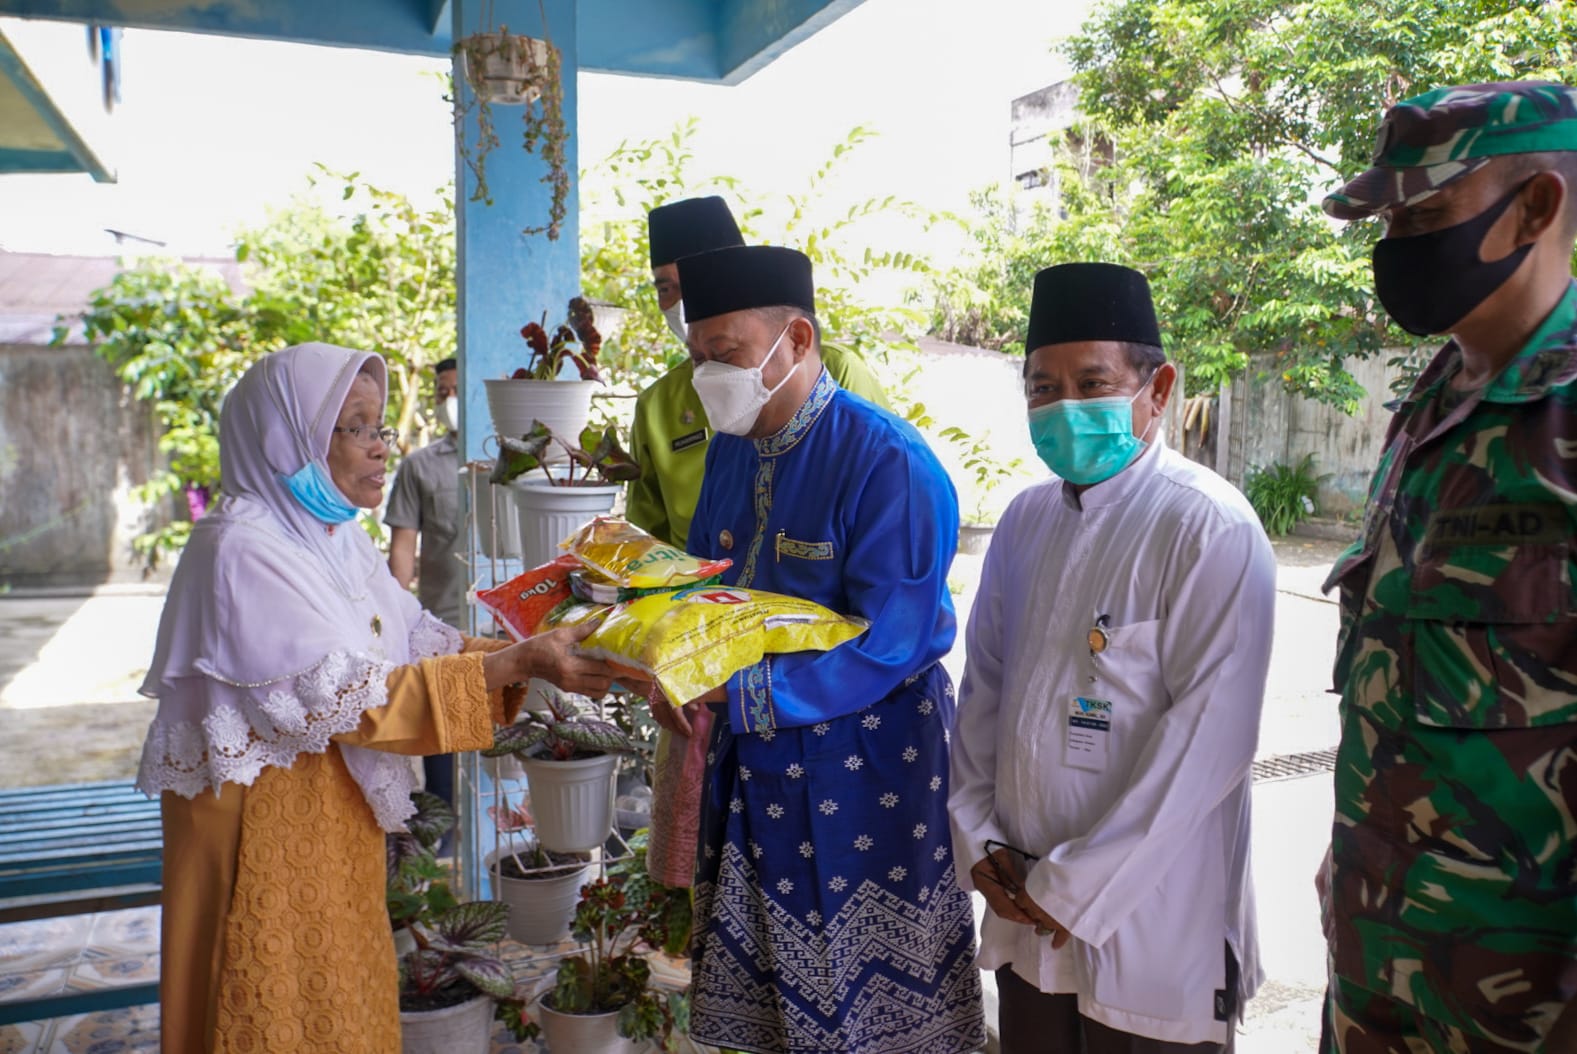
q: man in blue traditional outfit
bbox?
[646,244,985,1054]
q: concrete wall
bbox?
[1230,353,1404,517]
[0,343,168,586]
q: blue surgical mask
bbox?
[1028,373,1158,485]
[282,460,359,524]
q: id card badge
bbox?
[1065,696,1112,771]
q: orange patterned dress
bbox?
[158,644,518,1054]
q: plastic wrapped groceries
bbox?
[475,555,579,640]
[577,585,868,703]
[561,517,731,589]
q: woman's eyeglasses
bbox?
[333,424,399,447]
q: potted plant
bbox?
[529,874,691,1054]
[452,9,569,240]
[389,795,535,1053]
[939,425,1025,554]
[492,420,640,568]
[483,297,605,444]
[484,685,640,853]
[486,830,593,947]
[386,791,456,959]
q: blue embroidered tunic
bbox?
[684,367,985,1054]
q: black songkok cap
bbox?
[677,246,815,324]
[648,196,744,268]
[1025,262,1162,354]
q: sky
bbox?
[0,0,1098,260]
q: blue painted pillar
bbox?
[453,0,580,462]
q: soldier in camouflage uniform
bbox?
[1319,82,1577,1053]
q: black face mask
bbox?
[1371,181,1534,337]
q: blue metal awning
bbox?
[0,0,864,82]
[0,20,114,181]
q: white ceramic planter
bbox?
[466,464,523,559]
[484,378,597,457]
[488,847,590,946]
[521,752,619,853]
[535,991,643,1054]
[399,993,493,1054]
[508,477,620,570]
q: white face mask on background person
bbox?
[690,322,799,436]
[436,395,459,434]
[663,301,687,342]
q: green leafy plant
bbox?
[490,421,640,488]
[387,792,534,1037]
[544,874,690,1051]
[484,687,639,762]
[607,829,693,958]
[1243,454,1321,537]
[938,424,1025,526]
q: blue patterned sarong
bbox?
[689,665,985,1054]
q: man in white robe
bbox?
[947,262,1277,1053]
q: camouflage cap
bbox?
[1323,81,1577,220]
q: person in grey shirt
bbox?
[385,357,463,813]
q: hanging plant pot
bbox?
[520,751,619,853]
[399,993,493,1054]
[451,24,570,238]
[458,31,551,105]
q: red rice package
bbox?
[475,555,580,640]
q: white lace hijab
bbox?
[137,344,461,830]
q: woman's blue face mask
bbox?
[1027,369,1159,485]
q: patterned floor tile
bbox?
[51,1005,159,1054]
[0,1019,47,1054]
[64,956,157,991]
[0,918,90,974]
[0,967,69,1004]
[83,911,158,961]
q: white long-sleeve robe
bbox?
[948,439,1276,1045]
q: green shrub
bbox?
[1243,454,1320,536]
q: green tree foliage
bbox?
[61,169,457,562]
[69,126,940,560]
[929,0,1577,411]
[580,121,942,400]
[238,166,458,451]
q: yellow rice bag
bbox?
[578,585,868,704]
[561,517,731,590]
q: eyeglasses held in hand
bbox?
[333,424,399,447]
[982,838,1041,897]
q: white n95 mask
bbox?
[662,302,687,342]
[690,322,799,436]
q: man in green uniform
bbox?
[628,195,891,893]
[1320,82,1577,1053]
[628,195,891,549]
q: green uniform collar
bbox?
[1404,281,1577,409]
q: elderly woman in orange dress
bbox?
[136,343,613,1053]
